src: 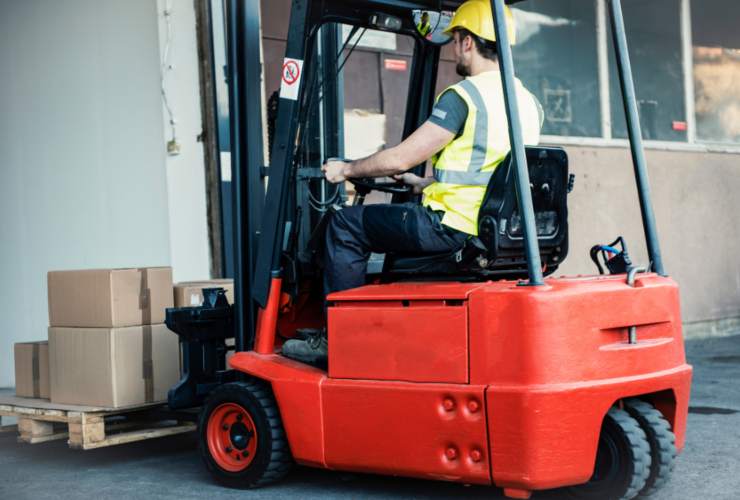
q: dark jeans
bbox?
[324,203,469,295]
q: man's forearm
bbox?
[325,121,454,183]
[344,147,409,179]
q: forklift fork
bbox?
[166,288,237,410]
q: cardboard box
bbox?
[49,324,179,408]
[14,341,50,399]
[174,279,234,308]
[48,267,173,328]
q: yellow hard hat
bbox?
[444,0,517,45]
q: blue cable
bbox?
[600,245,621,255]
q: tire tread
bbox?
[624,399,676,497]
[608,407,652,500]
[199,379,293,488]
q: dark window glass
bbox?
[691,0,740,144]
[609,0,686,142]
[513,0,601,138]
[340,27,413,152]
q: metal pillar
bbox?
[226,0,265,352]
[490,0,544,285]
[608,0,666,276]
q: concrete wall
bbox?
[156,0,211,283]
[258,0,740,336]
[556,145,740,332]
[0,0,172,387]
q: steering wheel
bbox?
[325,157,412,199]
[349,177,411,196]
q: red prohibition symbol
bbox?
[282,60,300,85]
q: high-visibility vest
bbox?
[422,70,541,236]
[417,22,432,37]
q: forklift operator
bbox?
[283,0,542,364]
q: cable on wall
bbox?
[161,0,181,156]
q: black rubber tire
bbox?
[198,380,293,488]
[566,407,652,500]
[624,399,676,496]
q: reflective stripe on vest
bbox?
[432,167,492,186]
[459,79,489,174]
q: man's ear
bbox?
[463,34,474,53]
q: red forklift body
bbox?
[230,273,692,493]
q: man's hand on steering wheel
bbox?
[322,159,350,184]
[321,158,417,196]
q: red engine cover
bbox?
[232,274,691,494]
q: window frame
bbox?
[529,0,740,153]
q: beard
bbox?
[455,60,471,77]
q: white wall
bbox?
[0,0,174,387]
[156,0,212,283]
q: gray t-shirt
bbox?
[428,90,468,137]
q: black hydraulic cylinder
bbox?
[490,0,544,285]
[321,25,345,161]
[608,0,666,276]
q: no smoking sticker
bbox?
[280,58,303,101]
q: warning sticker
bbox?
[384,58,408,72]
[280,58,304,101]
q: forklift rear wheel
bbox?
[624,399,676,496]
[199,380,292,488]
[566,407,651,500]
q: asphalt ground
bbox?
[1,335,739,499]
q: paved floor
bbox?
[2,335,740,499]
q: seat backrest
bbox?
[477,146,569,277]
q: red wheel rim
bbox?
[207,402,259,472]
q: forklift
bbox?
[165,1,692,498]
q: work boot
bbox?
[281,330,327,369]
[294,328,323,341]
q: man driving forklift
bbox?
[282,0,543,365]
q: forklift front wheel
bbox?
[566,407,652,500]
[199,380,292,488]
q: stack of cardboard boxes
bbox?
[14,270,235,408]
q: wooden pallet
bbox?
[0,395,196,450]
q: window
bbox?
[513,0,601,138]
[691,0,740,144]
[340,26,414,158]
[608,0,686,142]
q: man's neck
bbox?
[469,58,499,77]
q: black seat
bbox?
[383,146,570,280]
